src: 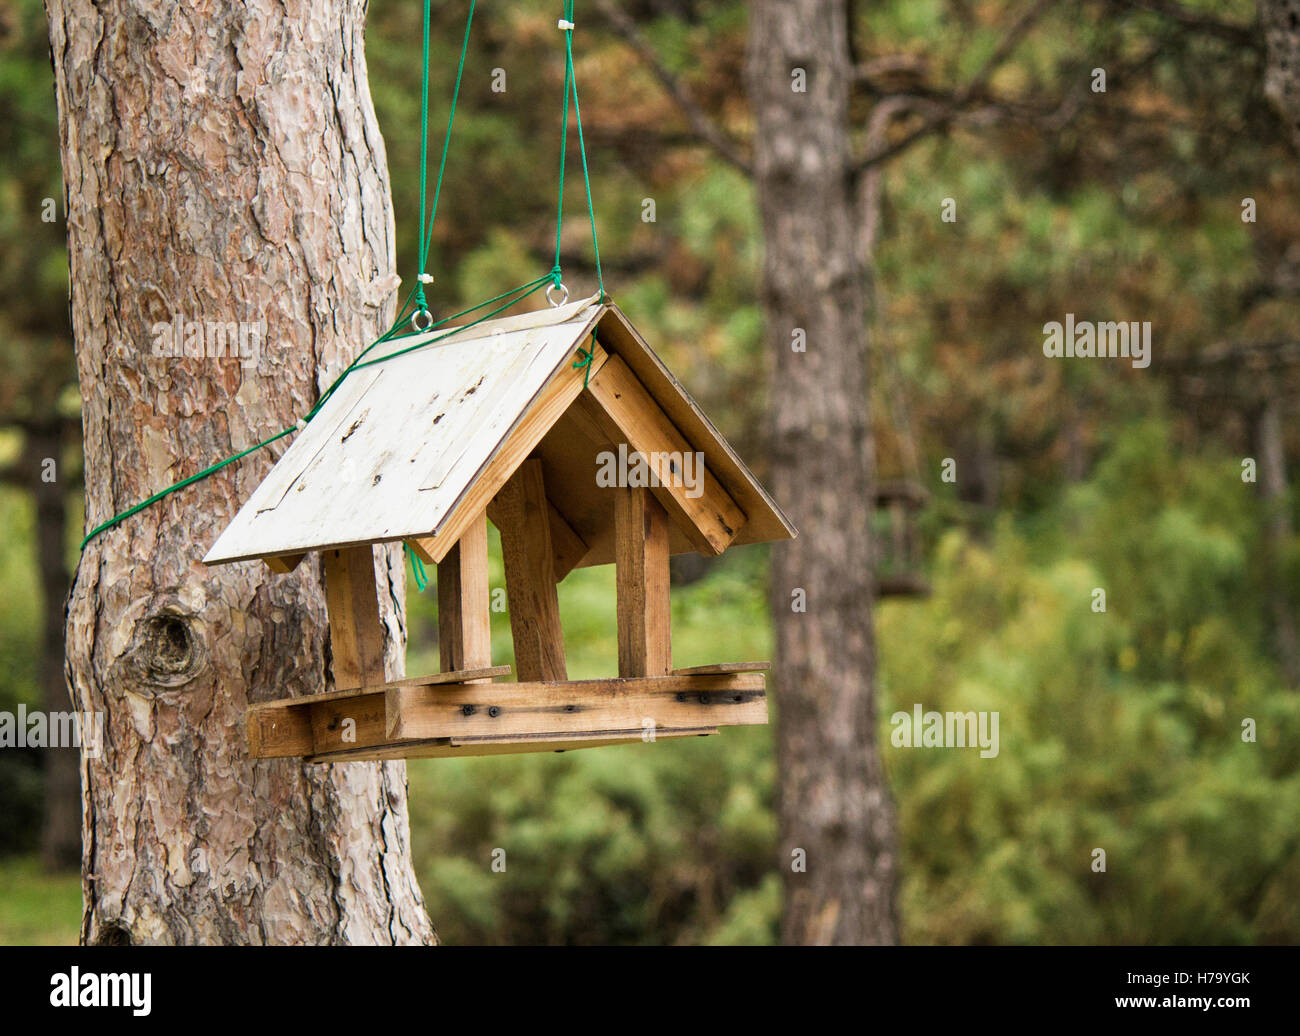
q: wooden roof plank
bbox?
[204,295,795,565]
[593,305,797,547]
[415,340,610,564]
[204,296,606,564]
[581,356,747,555]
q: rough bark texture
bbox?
[745,0,899,944]
[47,0,434,944]
[1263,0,1300,152]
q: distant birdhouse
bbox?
[205,295,796,762]
[872,480,929,598]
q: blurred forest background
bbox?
[2,0,1299,944]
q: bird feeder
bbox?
[204,294,796,762]
[872,480,929,598]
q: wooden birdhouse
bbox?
[872,480,930,598]
[204,294,795,762]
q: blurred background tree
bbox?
[0,0,80,873]
[0,0,1297,944]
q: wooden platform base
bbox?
[246,664,770,763]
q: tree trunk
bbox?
[745,0,899,944]
[1260,3,1300,687]
[1262,0,1300,153]
[47,0,434,944]
[29,421,81,871]
[1257,401,1299,688]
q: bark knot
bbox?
[126,606,208,688]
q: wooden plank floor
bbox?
[246,669,768,761]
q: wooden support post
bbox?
[615,486,672,677]
[487,494,588,583]
[322,545,387,689]
[437,513,493,679]
[492,458,567,681]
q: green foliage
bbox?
[405,548,779,945]
[409,724,776,945]
[0,856,81,945]
[0,0,75,416]
[0,487,43,860]
[401,414,1300,946]
[0,488,39,715]
[880,419,1300,944]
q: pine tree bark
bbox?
[745,0,899,945]
[1262,0,1300,152]
[46,0,434,944]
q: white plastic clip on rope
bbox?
[558,19,575,31]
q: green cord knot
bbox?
[572,342,594,388]
[550,264,563,288]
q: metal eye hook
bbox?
[546,281,570,308]
[410,308,435,333]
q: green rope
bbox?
[78,428,294,551]
[572,336,595,388]
[79,0,606,556]
[79,276,546,551]
[552,7,574,286]
[414,0,431,309]
[563,5,603,296]
[417,0,478,309]
[552,2,603,296]
[407,545,429,592]
[351,276,550,372]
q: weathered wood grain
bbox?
[305,727,718,763]
[246,673,765,760]
[435,514,493,677]
[582,355,747,555]
[322,546,387,689]
[492,459,567,681]
[386,673,766,743]
[422,341,610,564]
[615,487,672,677]
[593,307,797,547]
[203,300,606,564]
[671,661,771,675]
[247,666,511,712]
[205,303,798,568]
[486,490,588,582]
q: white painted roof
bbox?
[204,295,605,565]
